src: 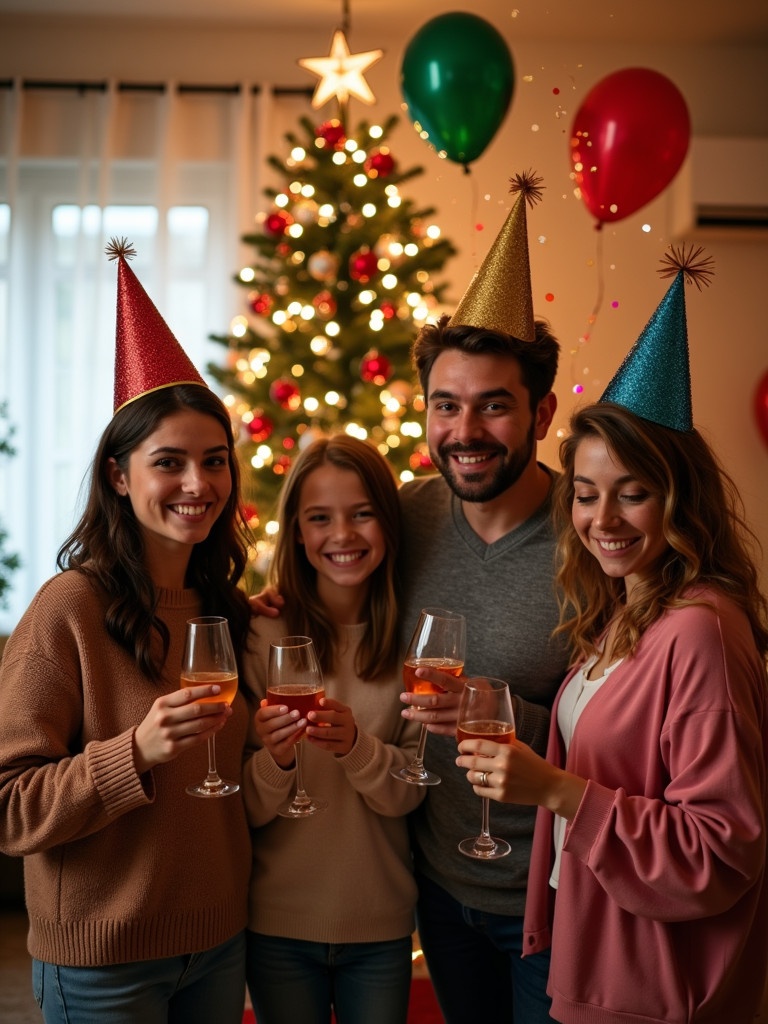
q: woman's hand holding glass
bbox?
[456,725,588,821]
[133,683,232,776]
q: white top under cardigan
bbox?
[550,653,624,889]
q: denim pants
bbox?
[32,931,246,1024]
[416,873,553,1023]
[246,929,413,1024]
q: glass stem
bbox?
[292,741,311,807]
[474,798,497,853]
[202,736,223,789]
[409,723,429,770]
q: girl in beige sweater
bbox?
[242,434,424,1024]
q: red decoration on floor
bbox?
[242,977,442,1023]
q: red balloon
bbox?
[570,68,691,224]
[755,369,768,450]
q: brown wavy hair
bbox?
[553,402,768,663]
[57,385,252,682]
[267,434,401,680]
[411,314,560,412]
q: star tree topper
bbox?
[298,29,383,109]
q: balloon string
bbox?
[465,168,480,265]
[592,226,605,323]
[571,225,605,395]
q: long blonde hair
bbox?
[553,403,768,663]
[268,434,401,679]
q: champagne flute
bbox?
[390,607,466,786]
[266,636,328,818]
[181,616,239,798]
[456,677,515,859]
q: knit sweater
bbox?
[0,570,252,966]
[524,590,768,1024]
[398,472,570,915]
[241,615,424,943]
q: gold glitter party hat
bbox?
[448,171,544,342]
[106,238,207,414]
[600,244,714,432]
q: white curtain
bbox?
[0,78,311,632]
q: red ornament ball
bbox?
[269,378,302,411]
[409,447,433,471]
[241,502,260,527]
[379,299,398,320]
[365,148,395,178]
[264,210,293,236]
[312,290,337,319]
[316,119,346,149]
[360,350,392,386]
[249,292,273,316]
[246,412,274,442]
[273,454,293,476]
[349,248,379,283]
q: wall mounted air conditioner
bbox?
[669,137,768,240]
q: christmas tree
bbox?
[208,112,456,575]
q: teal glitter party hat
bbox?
[600,245,714,432]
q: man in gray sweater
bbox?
[397,176,569,1023]
[253,176,568,1021]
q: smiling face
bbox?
[108,408,232,577]
[426,348,551,504]
[296,462,387,606]
[572,435,669,599]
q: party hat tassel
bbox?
[600,244,714,432]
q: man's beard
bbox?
[431,421,536,503]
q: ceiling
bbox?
[1,0,767,46]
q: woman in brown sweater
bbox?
[0,244,253,1024]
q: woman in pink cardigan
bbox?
[456,251,768,1023]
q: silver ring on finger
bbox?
[478,770,489,787]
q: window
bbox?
[0,82,312,631]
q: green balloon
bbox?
[401,12,515,168]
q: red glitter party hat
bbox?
[106,238,207,414]
[448,171,544,342]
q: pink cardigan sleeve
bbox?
[524,592,767,951]
[562,597,766,921]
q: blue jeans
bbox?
[32,931,245,1024]
[246,930,412,1024]
[416,873,553,1024]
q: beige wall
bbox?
[2,13,767,585]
